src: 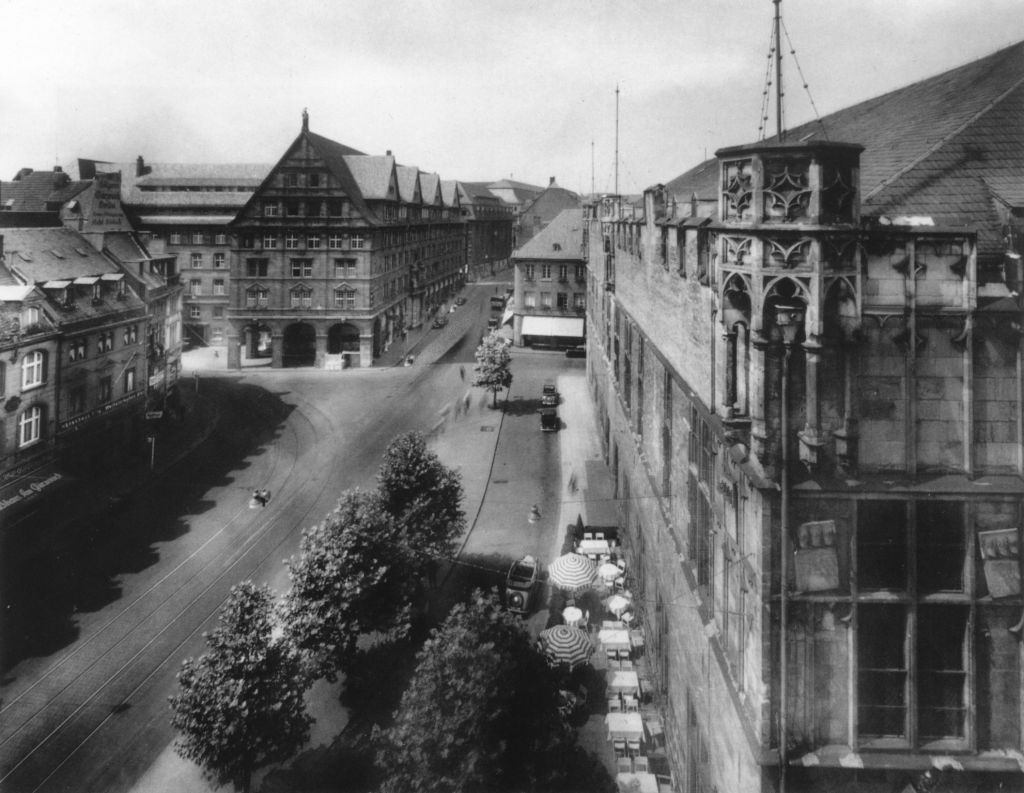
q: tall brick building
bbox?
[228,112,466,369]
[586,42,1024,793]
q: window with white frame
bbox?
[246,286,269,307]
[191,231,204,245]
[21,350,44,389]
[169,232,182,245]
[18,405,42,447]
[573,293,585,310]
[307,234,321,249]
[190,305,201,319]
[328,234,344,249]
[22,306,39,326]
[334,287,356,310]
[97,331,114,353]
[125,367,136,393]
[290,259,313,278]
[213,252,225,268]
[290,286,313,308]
[263,201,279,217]
[263,234,277,249]
[541,264,552,280]
[350,235,365,249]
[334,258,357,277]
[123,325,138,345]
[540,292,552,308]
[524,292,536,308]
[215,233,228,245]
[524,264,535,280]
[191,253,203,268]
[189,279,202,296]
[285,233,300,249]
[213,279,226,296]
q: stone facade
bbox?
[585,134,1024,792]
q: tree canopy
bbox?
[375,590,606,793]
[472,333,513,408]
[168,581,311,793]
[377,431,466,574]
[280,489,417,681]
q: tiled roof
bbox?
[124,191,255,208]
[0,226,120,282]
[440,180,459,208]
[0,169,87,212]
[343,155,396,200]
[665,40,1024,259]
[396,165,421,203]
[304,131,376,223]
[419,172,441,206]
[489,178,545,192]
[514,209,584,260]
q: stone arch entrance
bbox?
[328,322,361,367]
[283,322,316,367]
[243,323,273,361]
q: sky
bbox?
[2,0,1022,195]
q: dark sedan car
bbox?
[541,382,559,406]
[540,407,559,432]
[432,315,448,329]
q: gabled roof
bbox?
[458,181,504,203]
[419,172,441,206]
[343,154,397,200]
[395,164,421,204]
[0,226,120,282]
[514,209,585,260]
[440,180,460,208]
[666,40,1024,259]
[489,178,545,192]
[0,169,89,212]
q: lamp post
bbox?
[774,301,804,793]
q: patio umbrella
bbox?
[604,593,632,617]
[548,553,598,593]
[538,625,594,669]
[598,561,621,581]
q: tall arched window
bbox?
[18,404,42,447]
[21,350,45,390]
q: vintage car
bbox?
[455,296,467,306]
[541,382,559,406]
[540,407,559,432]
[432,315,449,329]
[505,555,540,614]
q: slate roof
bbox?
[0,169,89,212]
[440,180,459,208]
[1,226,120,282]
[303,131,376,223]
[343,155,396,200]
[396,165,421,203]
[664,40,1024,260]
[419,172,441,206]
[514,209,585,260]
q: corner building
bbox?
[586,43,1024,793]
[227,113,465,369]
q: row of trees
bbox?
[169,431,466,792]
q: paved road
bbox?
[0,280,580,793]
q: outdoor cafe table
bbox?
[598,628,631,652]
[576,538,612,557]
[606,669,641,697]
[562,606,584,627]
[615,771,658,793]
[605,711,644,742]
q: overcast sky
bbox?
[2,0,1022,194]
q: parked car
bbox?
[487,317,500,330]
[432,315,448,329]
[540,407,559,432]
[489,295,505,310]
[505,555,539,614]
[455,296,467,306]
[541,382,559,406]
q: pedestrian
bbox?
[463,390,472,414]
[568,470,578,495]
[459,365,465,381]
[259,488,270,506]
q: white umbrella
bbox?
[548,553,598,593]
[598,562,621,581]
[605,593,632,617]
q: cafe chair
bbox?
[605,648,620,669]
[656,774,674,793]
[607,696,623,713]
[612,738,627,757]
[623,694,639,712]
[594,530,605,540]
[627,738,642,757]
[617,756,633,774]
[616,558,627,571]
[633,756,650,774]
[583,531,594,540]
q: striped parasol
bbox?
[538,625,594,669]
[547,553,598,593]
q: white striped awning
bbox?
[521,316,585,338]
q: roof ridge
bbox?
[865,69,1024,201]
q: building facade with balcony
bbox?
[227,112,466,369]
[585,41,1024,793]
[512,208,587,348]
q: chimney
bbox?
[549,177,556,186]
[302,108,309,132]
[691,192,699,218]
[14,168,32,181]
[386,150,392,156]
[136,156,146,177]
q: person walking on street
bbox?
[459,365,465,381]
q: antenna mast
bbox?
[591,140,595,197]
[614,85,620,195]
[774,0,784,141]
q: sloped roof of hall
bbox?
[665,40,1024,257]
[0,169,88,211]
[513,208,585,260]
[458,181,502,200]
[343,154,396,200]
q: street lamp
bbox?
[774,301,804,793]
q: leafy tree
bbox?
[472,332,513,408]
[168,581,311,793]
[280,489,417,681]
[375,589,608,793]
[377,431,465,577]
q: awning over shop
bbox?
[0,462,72,518]
[521,316,585,338]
